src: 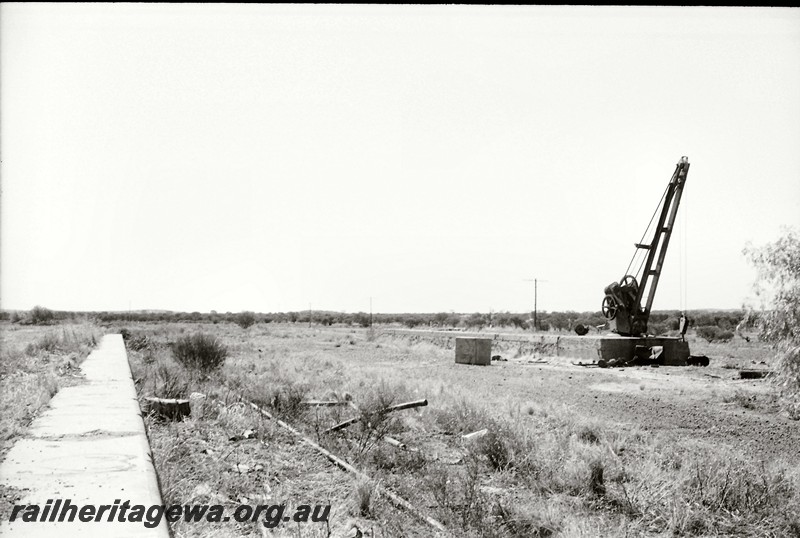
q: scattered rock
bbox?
[189,483,213,502]
[189,392,206,419]
[229,429,258,442]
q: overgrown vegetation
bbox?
[744,226,800,419]
[696,325,735,343]
[121,323,799,537]
[27,305,55,325]
[170,333,228,374]
[0,323,100,456]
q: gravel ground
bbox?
[419,355,800,463]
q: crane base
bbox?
[597,335,690,366]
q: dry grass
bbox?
[0,322,102,522]
[0,322,101,457]
[122,322,800,537]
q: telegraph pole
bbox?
[524,278,548,331]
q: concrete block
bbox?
[455,338,491,366]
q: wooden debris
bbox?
[461,428,488,440]
[687,355,711,367]
[143,397,190,420]
[383,435,407,450]
[739,369,772,379]
[300,400,350,407]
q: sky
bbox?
[2,4,799,315]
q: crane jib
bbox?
[602,156,690,337]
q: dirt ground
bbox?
[436,355,799,463]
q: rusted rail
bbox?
[245,400,447,533]
[324,399,428,434]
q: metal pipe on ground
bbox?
[324,399,428,434]
[243,400,447,534]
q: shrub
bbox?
[29,306,55,325]
[477,427,513,471]
[697,326,734,343]
[744,227,800,418]
[716,330,734,342]
[403,316,425,329]
[464,313,487,330]
[154,360,189,399]
[234,311,256,329]
[171,333,228,373]
[648,322,668,336]
[696,326,721,342]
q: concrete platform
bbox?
[0,334,169,537]
[383,328,690,365]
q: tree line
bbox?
[2,305,748,336]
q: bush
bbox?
[29,306,55,325]
[648,322,668,336]
[744,227,800,418]
[716,330,734,342]
[171,333,228,373]
[464,313,487,330]
[403,316,425,329]
[696,325,734,343]
[234,311,256,329]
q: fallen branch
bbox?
[324,399,428,434]
[245,400,447,534]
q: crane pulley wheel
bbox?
[620,275,639,290]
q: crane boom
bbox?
[602,156,690,336]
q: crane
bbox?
[602,156,690,337]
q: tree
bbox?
[433,312,449,327]
[28,305,55,325]
[235,311,257,329]
[464,313,487,330]
[744,227,800,419]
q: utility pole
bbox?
[524,278,548,332]
[369,296,373,328]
